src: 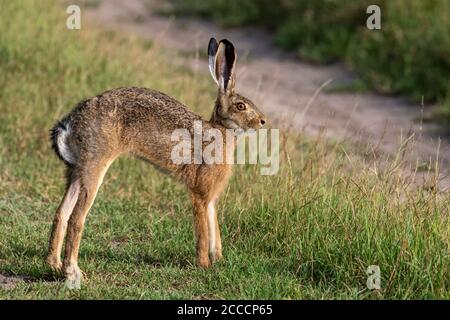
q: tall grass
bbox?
[173,0,450,122]
[0,0,448,299]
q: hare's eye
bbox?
[236,102,246,111]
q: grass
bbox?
[0,0,449,299]
[172,0,450,122]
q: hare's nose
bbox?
[260,119,266,126]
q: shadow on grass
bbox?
[0,241,64,284]
[0,271,61,290]
[79,245,195,270]
[89,251,194,269]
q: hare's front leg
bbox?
[207,200,222,262]
[191,194,210,268]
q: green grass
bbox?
[0,0,448,299]
[172,0,450,122]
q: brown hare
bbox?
[47,38,266,284]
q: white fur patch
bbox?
[65,264,82,290]
[60,180,80,224]
[207,201,216,257]
[57,124,77,165]
[223,119,240,130]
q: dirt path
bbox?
[85,0,449,191]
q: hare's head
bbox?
[208,38,266,130]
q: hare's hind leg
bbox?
[47,174,80,272]
[62,160,112,284]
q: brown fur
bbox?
[47,39,266,281]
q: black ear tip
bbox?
[208,37,218,55]
[219,39,235,50]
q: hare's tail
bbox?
[50,120,77,166]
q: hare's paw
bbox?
[64,264,83,289]
[212,252,223,263]
[210,248,223,264]
[46,255,62,273]
[197,256,210,269]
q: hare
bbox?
[47,38,266,283]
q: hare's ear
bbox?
[208,38,219,86]
[214,39,236,94]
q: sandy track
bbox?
[85,0,449,191]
